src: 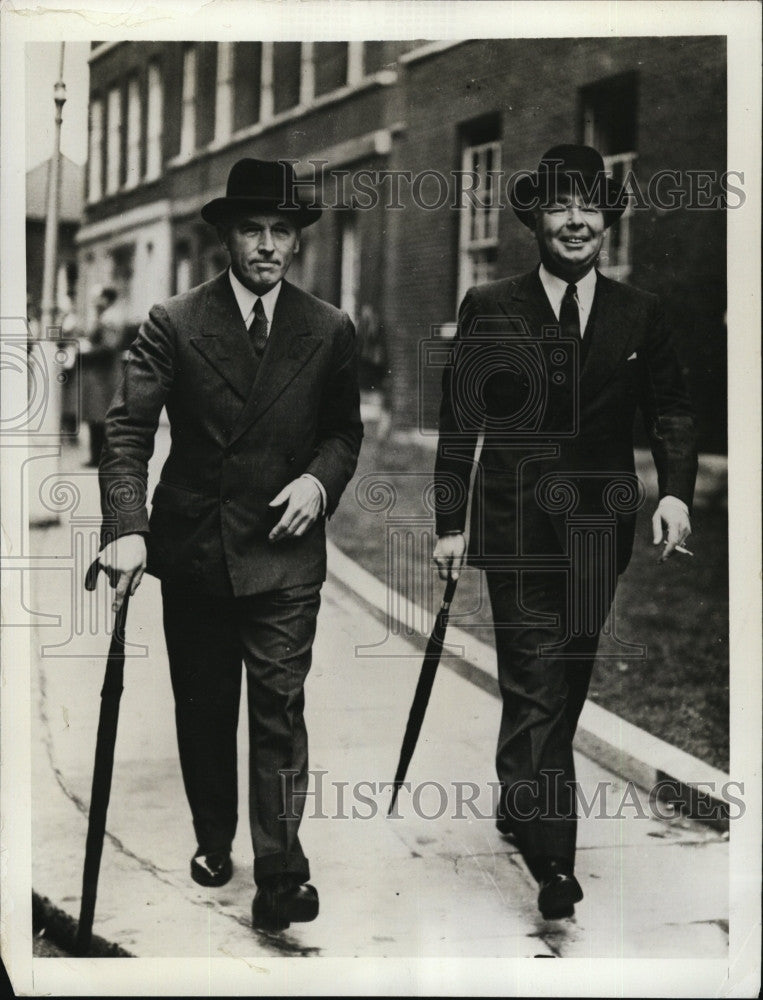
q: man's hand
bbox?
[90,533,147,613]
[268,477,323,542]
[433,531,467,581]
[652,495,692,562]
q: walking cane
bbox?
[388,575,458,816]
[75,558,130,956]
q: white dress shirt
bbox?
[538,263,597,335]
[227,268,327,512]
[229,267,282,332]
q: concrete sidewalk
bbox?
[29,440,729,965]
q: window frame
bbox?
[457,138,502,308]
[179,44,198,158]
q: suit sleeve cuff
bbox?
[301,473,327,514]
[659,494,689,517]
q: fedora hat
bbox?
[201,158,322,227]
[509,144,627,230]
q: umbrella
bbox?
[75,558,130,955]
[388,575,458,816]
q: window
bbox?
[180,45,197,157]
[145,61,163,180]
[272,42,301,114]
[232,42,262,131]
[105,85,121,194]
[125,76,141,188]
[314,42,348,96]
[457,121,501,306]
[363,41,387,76]
[87,96,104,202]
[339,213,360,323]
[214,42,233,142]
[581,72,639,280]
[286,229,318,297]
[175,242,192,294]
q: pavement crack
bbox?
[37,652,318,956]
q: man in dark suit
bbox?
[95,159,363,931]
[433,146,696,920]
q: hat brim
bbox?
[509,174,627,229]
[201,195,322,227]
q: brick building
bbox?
[78,37,727,451]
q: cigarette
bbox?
[675,544,694,556]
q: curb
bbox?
[32,892,133,958]
[326,540,733,830]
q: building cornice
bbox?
[169,123,405,220]
[88,42,126,64]
[165,68,398,173]
[398,41,467,65]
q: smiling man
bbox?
[433,145,697,920]
[95,159,363,932]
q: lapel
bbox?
[497,267,639,400]
[579,273,639,400]
[497,267,559,337]
[228,279,321,444]
[190,271,258,400]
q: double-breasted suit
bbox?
[435,266,696,874]
[100,271,363,885]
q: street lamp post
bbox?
[40,43,68,334]
[30,43,67,527]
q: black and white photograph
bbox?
[0,1,760,995]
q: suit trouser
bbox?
[161,579,322,887]
[486,542,617,877]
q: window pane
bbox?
[314,42,348,96]
[363,41,387,76]
[233,42,262,130]
[272,42,301,113]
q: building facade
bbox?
[79,37,728,451]
[26,153,83,325]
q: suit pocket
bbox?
[151,480,214,518]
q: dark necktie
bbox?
[559,283,581,340]
[250,297,268,355]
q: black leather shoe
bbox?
[252,882,319,932]
[538,867,583,920]
[190,850,232,887]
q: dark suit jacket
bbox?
[100,272,363,596]
[434,267,697,576]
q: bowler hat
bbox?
[201,158,322,227]
[509,144,627,230]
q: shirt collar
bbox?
[538,263,597,321]
[228,268,282,326]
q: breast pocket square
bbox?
[627,352,638,361]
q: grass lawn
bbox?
[328,425,729,772]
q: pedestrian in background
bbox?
[79,285,124,467]
[433,145,697,921]
[96,159,363,932]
